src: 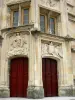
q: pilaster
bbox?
[59,40,73,96]
[60,0,68,36]
[30,0,39,29]
[27,32,44,99]
[0,34,10,97]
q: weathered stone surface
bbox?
[0,88,10,98]
[59,86,75,96]
[27,86,44,99]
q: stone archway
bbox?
[42,58,58,97]
[10,57,28,97]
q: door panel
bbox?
[10,57,28,97]
[10,59,17,97]
[51,59,58,96]
[23,58,28,97]
[17,58,24,97]
[42,58,58,97]
[45,59,52,97]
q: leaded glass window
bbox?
[13,11,18,27]
[50,18,55,34]
[23,9,29,25]
[40,15,45,32]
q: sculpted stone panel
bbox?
[41,41,63,58]
[7,32,29,58]
[40,0,60,11]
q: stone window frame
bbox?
[9,4,19,27]
[39,7,60,35]
[8,2,30,27]
[40,8,48,33]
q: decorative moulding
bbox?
[6,0,31,6]
[40,0,60,7]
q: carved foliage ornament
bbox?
[7,33,29,58]
[41,42,63,58]
[10,33,27,49]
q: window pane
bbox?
[40,15,45,32]
[13,11,18,27]
[50,18,55,34]
[24,9,29,25]
[24,9,29,15]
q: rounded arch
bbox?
[42,55,61,62]
[8,54,28,61]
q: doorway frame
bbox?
[7,55,29,97]
[41,56,61,96]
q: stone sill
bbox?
[67,1,75,7]
[69,18,75,22]
[1,24,34,34]
[32,30,75,42]
[68,11,75,17]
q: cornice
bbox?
[7,0,31,6]
[1,24,34,34]
[31,29,75,42]
[1,25,75,43]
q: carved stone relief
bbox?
[7,32,29,58]
[40,0,59,7]
[41,41,63,58]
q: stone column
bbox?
[30,0,39,29]
[27,31,44,99]
[1,0,8,29]
[60,0,68,36]
[0,34,9,97]
[1,6,7,29]
[0,35,9,97]
[27,32,35,87]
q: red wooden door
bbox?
[10,57,28,97]
[42,58,58,97]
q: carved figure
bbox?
[42,42,63,58]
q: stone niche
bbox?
[6,32,29,58]
[41,41,63,59]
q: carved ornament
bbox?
[41,42,63,58]
[40,0,59,7]
[7,33,29,58]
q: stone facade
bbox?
[0,0,75,98]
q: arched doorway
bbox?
[42,58,58,97]
[10,57,28,97]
